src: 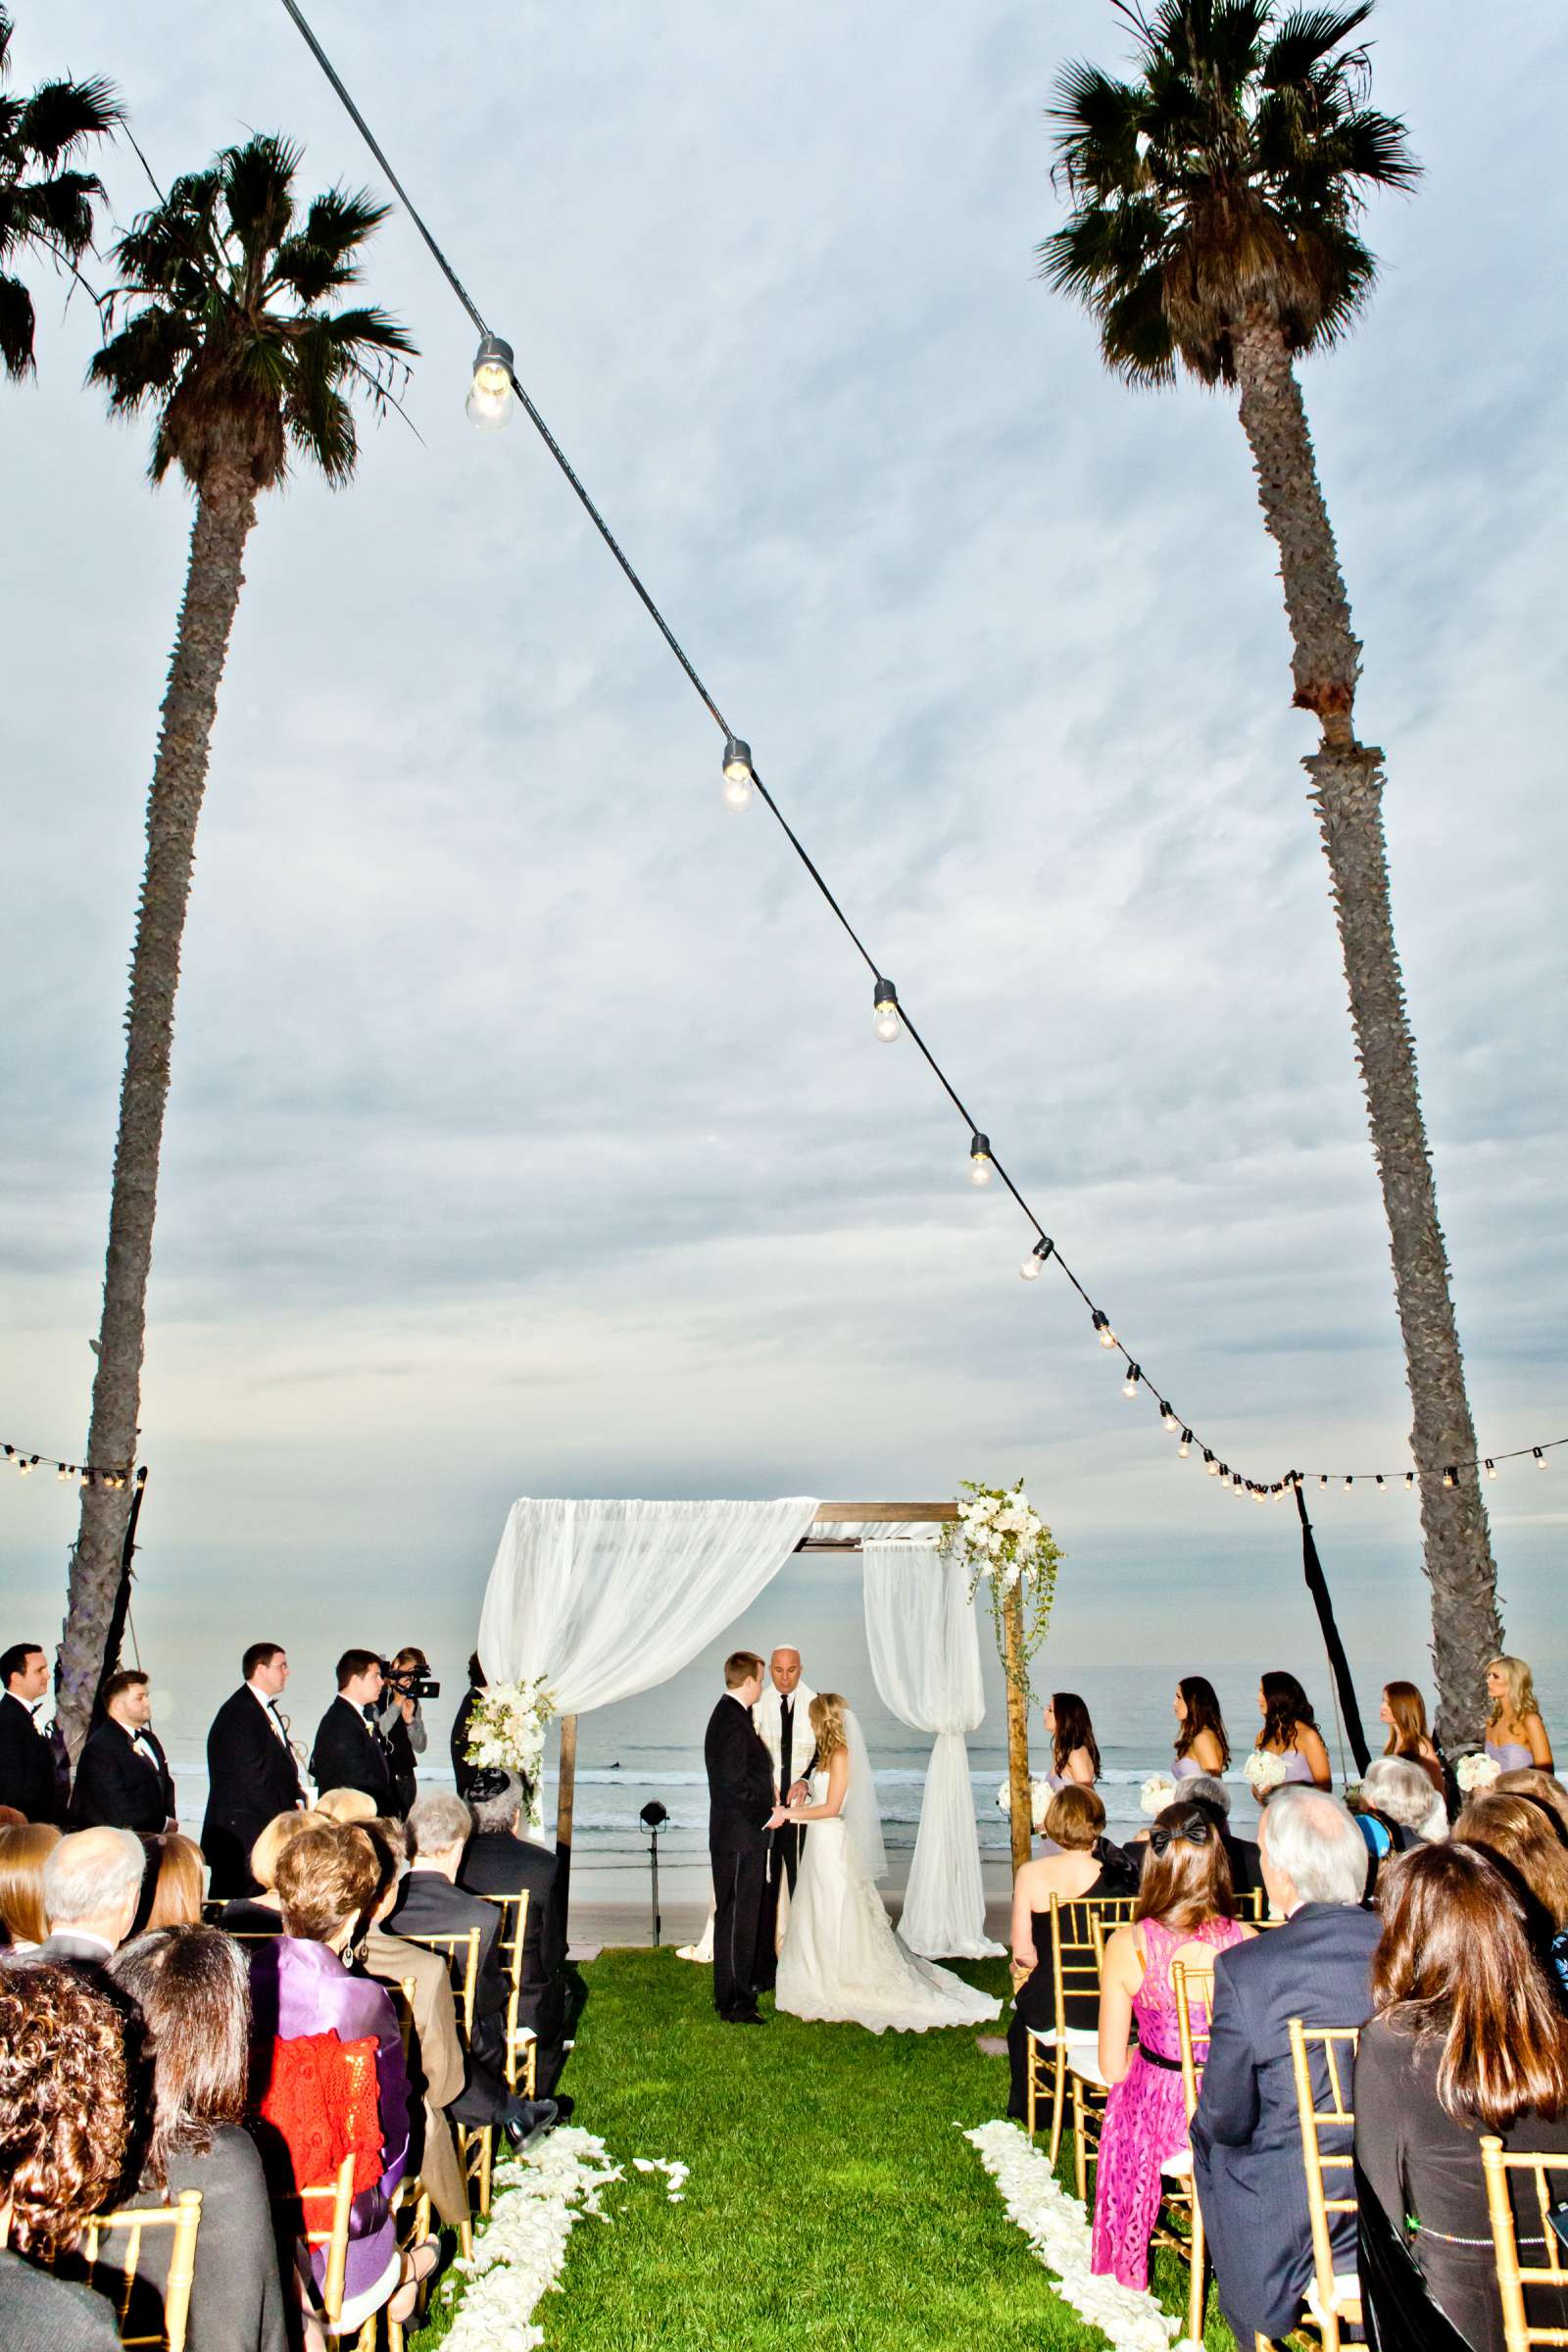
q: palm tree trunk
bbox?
[1230,314,1502,1747]
[57,458,258,1759]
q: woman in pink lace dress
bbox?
[1090,1800,1254,2289]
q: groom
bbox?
[704,1649,776,2025]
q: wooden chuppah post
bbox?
[1000,1576,1032,1873]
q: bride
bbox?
[769,1691,1000,2034]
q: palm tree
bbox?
[1042,0,1499,1743]
[58,134,416,1754]
[0,5,120,376]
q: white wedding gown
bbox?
[774,1767,1001,2035]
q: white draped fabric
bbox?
[477,1496,819,1713]
[861,1539,1004,1959]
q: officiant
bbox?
[755,1646,816,1984]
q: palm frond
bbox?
[0,266,35,377]
[216,132,298,264]
[1262,6,1373,89]
[18,74,122,164]
[87,304,199,412]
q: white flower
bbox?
[996,1778,1012,1814]
[1455,1751,1500,1793]
[1140,1774,1176,1817]
[967,2120,1184,2350]
[1244,1748,1290,1797]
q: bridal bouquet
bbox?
[1244,1748,1290,1799]
[1140,1774,1176,1817]
[996,1777,1054,1832]
[944,1479,1064,1696]
[1455,1750,1500,1794]
[466,1677,557,1831]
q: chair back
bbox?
[1171,1961,1216,2121]
[292,2150,358,2328]
[79,2189,204,2352]
[1287,2018,1361,2307]
[400,1925,480,2034]
[1053,1893,1137,2034]
[1480,2136,1568,2352]
[478,1891,532,2090]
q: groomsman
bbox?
[201,1642,306,1895]
[704,1650,775,2025]
[754,1646,816,1989]
[0,1642,60,1823]
[309,1649,396,1811]
[72,1670,176,1832]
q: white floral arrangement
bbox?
[1455,1750,1500,1794]
[943,1479,1064,1694]
[1244,1748,1290,1799]
[1140,1773,1176,1817]
[465,1676,557,1832]
[997,1777,1054,1832]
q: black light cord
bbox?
[274,0,1541,1501]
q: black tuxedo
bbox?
[308,1694,395,1812]
[450,1689,480,1798]
[0,1689,58,1823]
[704,1693,775,2021]
[72,1716,173,1833]
[388,1868,511,2126]
[461,1829,567,2091]
[201,1687,305,1896]
[1191,1899,1382,2343]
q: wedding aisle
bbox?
[411,1949,1236,2351]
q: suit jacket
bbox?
[705,1694,774,1857]
[202,1687,305,1896]
[309,1694,395,1811]
[461,1829,567,2076]
[1191,1899,1382,2341]
[386,1868,510,2125]
[72,1717,173,1833]
[40,1931,118,1969]
[0,1690,58,1823]
[450,1689,480,1798]
[755,1682,818,1796]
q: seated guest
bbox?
[1166,1773,1262,1901]
[315,1787,378,1825]
[1362,1755,1446,1843]
[0,1822,61,1953]
[450,1655,486,1800]
[1005,1785,1136,2123]
[1496,1768,1568,1841]
[220,1810,324,1936]
[1091,1800,1253,2288]
[1190,1787,1380,2347]
[0,1642,60,1823]
[1253,1670,1333,1792]
[108,1926,288,2352]
[356,1822,469,2234]
[201,1643,305,1898]
[1379,1679,1446,1796]
[1455,1790,1568,1997]
[0,1961,127,2347]
[389,1790,560,2148]
[71,1670,176,1834]
[248,1822,434,2337]
[41,1827,146,1966]
[1356,1842,1568,2352]
[309,1653,395,1816]
[141,1833,205,1933]
[460,1770,568,2094]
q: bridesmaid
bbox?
[1378,1681,1446,1796]
[1172,1677,1230,1782]
[1485,1655,1554,1772]
[1045,1693,1100,1791]
[1255,1671,1332,1789]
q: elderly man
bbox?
[1191,1786,1381,2347]
[388,1789,561,2148]
[72,1671,175,1833]
[40,1827,146,1966]
[460,1771,567,2094]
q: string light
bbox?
[872,978,900,1044]
[3,1445,146,1490]
[1443,1466,1457,1489]
[466,332,514,430]
[1179,1429,1193,1457]
[1203,1450,1218,1475]
[967,1134,994,1188]
[1019,1237,1054,1282]
[1405,1472,1414,1490]
[1536,1447,1547,1470]
[1485,1459,1496,1479]
[1159,1401,1177,1431]
[720,737,755,811]
[1092,1309,1116,1348]
[1122,1364,1141,1398]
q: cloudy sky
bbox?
[3,0,1565,1753]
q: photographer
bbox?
[376,1647,436,1817]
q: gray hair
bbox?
[407,1789,472,1856]
[1260,1788,1368,1907]
[43,1827,145,1927]
[1362,1757,1448,1840]
[470,1773,526,1835]
[1183,1773,1231,1818]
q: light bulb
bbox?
[720,737,754,810]
[56,1465,69,1481]
[1484,1459,1495,1480]
[1092,1309,1116,1348]
[1159,1402,1176,1430]
[1535,1447,1547,1470]
[1019,1238,1054,1282]
[1122,1364,1141,1398]
[1252,1487,1267,1506]
[1442,1466,1456,1489]
[466,333,514,430]
[1204,1451,1218,1476]
[873,978,900,1043]
[1405,1472,1414,1489]
[1320,1475,1329,1488]
[1179,1430,1193,1458]
[1376,1475,1386,1493]
[968,1133,993,1186]
[1344,1475,1353,1490]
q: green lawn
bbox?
[415,1949,1239,2351]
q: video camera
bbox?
[380,1661,441,1701]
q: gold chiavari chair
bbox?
[381,1975,437,2352]
[397,1925,492,2218]
[1063,1900,1142,2200]
[1287,2018,1363,2350]
[76,2188,204,2352]
[478,1890,537,2099]
[1170,1959,1217,2344]
[280,2150,376,2351]
[1481,2136,1568,2352]
[1022,1893,1137,2166]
